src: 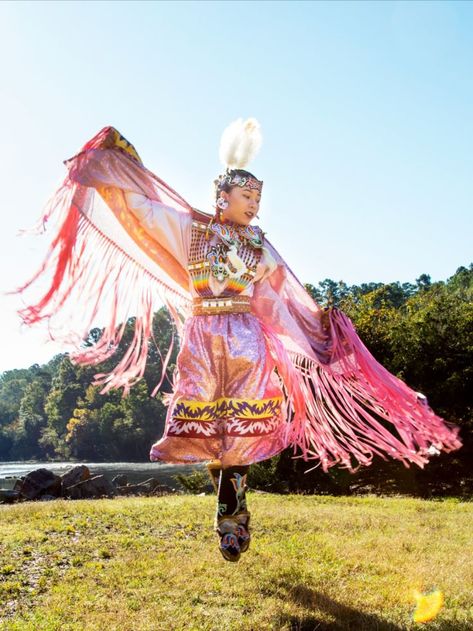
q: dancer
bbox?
[14,119,462,562]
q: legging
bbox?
[208,464,250,518]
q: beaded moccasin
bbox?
[215,512,251,562]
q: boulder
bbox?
[112,474,128,487]
[61,465,90,489]
[64,474,116,499]
[136,477,162,492]
[19,468,62,500]
[0,489,20,503]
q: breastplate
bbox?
[188,219,264,297]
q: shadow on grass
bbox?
[275,581,403,630]
[272,580,473,631]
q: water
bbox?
[0,461,205,490]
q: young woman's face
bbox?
[220,186,261,226]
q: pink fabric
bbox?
[13,126,463,472]
[252,247,462,471]
[151,313,287,466]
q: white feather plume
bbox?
[219,118,262,169]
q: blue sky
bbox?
[1,0,472,372]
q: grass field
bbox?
[0,493,472,630]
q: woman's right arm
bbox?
[124,191,191,270]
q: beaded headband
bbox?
[216,171,263,193]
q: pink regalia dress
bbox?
[15,126,462,473]
[145,211,288,466]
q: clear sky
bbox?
[1,0,472,373]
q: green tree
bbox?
[9,369,52,460]
[42,356,95,458]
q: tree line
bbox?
[1,265,471,496]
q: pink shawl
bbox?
[14,126,462,472]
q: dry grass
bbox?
[0,493,472,630]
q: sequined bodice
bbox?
[188,219,264,297]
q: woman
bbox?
[15,119,462,562]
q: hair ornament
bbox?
[219,118,262,170]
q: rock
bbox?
[13,478,24,492]
[136,477,162,492]
[64,475,116,499]
[6,469,175,502]
[150,483,175,496]
[0,489,20,503]
[112,474,128,487]
[61,465,90,489]
[115,484,147,496]
[19,469,62,500]
[113,479,174,497]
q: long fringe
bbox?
[14,180,190,397]
[277,309,462,473]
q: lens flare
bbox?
[412,589,444,623]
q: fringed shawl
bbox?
[14,126,462,472]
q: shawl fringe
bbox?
[269,309,462,472]
[13,130,191,396]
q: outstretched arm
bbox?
[15,126,193,395]
[124,191,191,271]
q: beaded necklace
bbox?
[189,219,264,296]
[209,221,264,250]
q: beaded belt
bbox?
[191,295,252,316]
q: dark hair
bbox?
[214,169,259,201]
